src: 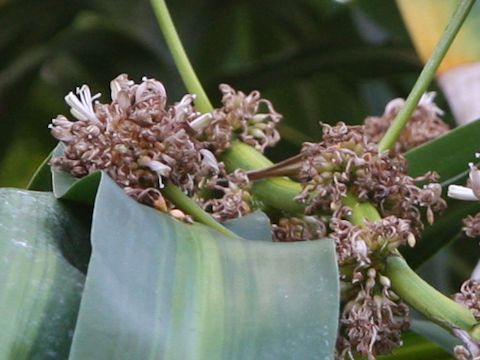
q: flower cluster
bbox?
[50,75,221,211]
[199,169,253,221]
[336,267,409,360]
[453,280,480,360]
[272,216,327,241]
[454,280,480,320]
[270,122,446,358]
[329,218,412,359]
[198,84,282,153]
[297,122,446,236]
[365,92,449,152]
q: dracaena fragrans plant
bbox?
[3,0,480,360]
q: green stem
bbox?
[345,194,480,341]
[150,0,213,113]
[151,0,304,213]
[385,255,480,341]
[222,141,304,214]
[342,192,381,224]
[378,0,476,152]
[163,182,237,238]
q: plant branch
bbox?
[378,0,476,152]
[162,182,237,238]
[385,255,480,341]
[345,194,480,341]
[150,0,213,113]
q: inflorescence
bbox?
[50,75,279,220]
[50,75,470,360]
[285,122,445,359]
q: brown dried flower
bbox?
[337,268,409,360]
[198,84,281,153]
[463,214,480,239]
[365,92,449,152]
[273,216,327,241]
[454,280,480,320]
[200,169,253,221]
[297,122,446,235]
[50,74,220,210]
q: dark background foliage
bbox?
[0,0,430,186]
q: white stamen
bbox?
[139,157,171,189]
[65,85,101,122]
[419,91,444,116]
[448,185,479,201]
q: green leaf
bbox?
[223,211,272,241]
[405,119,480,181]
[0,189,90,359]
[27,149,53,191]
[404,119,480,267]
[67,174,339,359]
[410,319,459,353]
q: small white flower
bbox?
[65,85,101,122]
[448,162,480,201]
[448,185,478,201]
[138,156,171,189]
[199,149,219,173]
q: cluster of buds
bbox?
[197,84,282,153]
[297,122,446,237]
[49,75,281,221]
[199,169,252,221]
[267,122,446,358]
[331,218,412,358]
[453,280,480,360]
[50,74,220,212]
[337,267,409,360]
[365,92,449,152]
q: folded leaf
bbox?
[0,189,90,359]
[67,174,339,359]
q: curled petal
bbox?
[448,185,479,201]
[469,163,480,199]
[199,149,219,173]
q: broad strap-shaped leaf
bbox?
[0,189,90,359]
[405,119,480,181]
[404,119,480,267]
[68,175,339,359]
[223,211,272,241]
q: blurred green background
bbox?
[0,0,432,187]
